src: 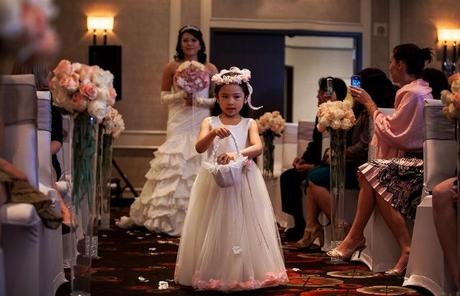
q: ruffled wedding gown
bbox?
[118,87,211,235]
[174,117,288,291]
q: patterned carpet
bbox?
[61,203,432,296]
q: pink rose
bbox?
[53,60,72,78]
[78,64,93,83]
[71,92,87,112]
[59,73,79,92]
[108,87,117,105]
[79,82,98,100]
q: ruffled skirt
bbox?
[174,161,288,291]
[125,132,202,236]
[359,157,423,219]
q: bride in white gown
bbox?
[117,25,218,235]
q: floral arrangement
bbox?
[256,111,286,177]
[50,59,118,216]
[256,111,286,136]
[441,74,460,119]
[50,59,116,123]
[174,60,210,95]
[102,106,125,139]
[316,100,356,132]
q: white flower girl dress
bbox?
[174,116,288,291]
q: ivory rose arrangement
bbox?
[102,106,125,139]
[256,111,286,177]
[50,59,117,123]
[441,74,460,119]
[316,100,356,132]
[174,60,210,95]
[256,111,286,136]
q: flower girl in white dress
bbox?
[174,67,288,291]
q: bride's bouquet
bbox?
[316,100,356,132]
[174,61,210,95]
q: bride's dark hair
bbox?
[175,25,207,64]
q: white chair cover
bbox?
[36,90,67,295]
[403,99,457,295]
[0,74,41,296]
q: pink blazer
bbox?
[371,79,432,159]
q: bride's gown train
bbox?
[118,87,210,236]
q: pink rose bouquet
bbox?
[50,59,116,123]
[103,106,125,139]
[174,61,210,95]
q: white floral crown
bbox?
[211,67,262,110]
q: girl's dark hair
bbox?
[174,25,207,64]
[318,77,347,100]
[358,68,396,108]
[212,73,252,117]
[11,61,50,91]
[393,43,432,77]
[421,67,449,100]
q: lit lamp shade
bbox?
[87,16,114,31]
[438,29,460,42]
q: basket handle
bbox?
[210,132,241,163]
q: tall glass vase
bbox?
[70,112,99,296]
[98,133,113,230]
[329,129,347,263]
[263,132,275,177]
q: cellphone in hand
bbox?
[326,78,333,96]
[351,75,361,88]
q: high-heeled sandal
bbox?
[326,238,366,261]
[295,226,324,249]
[384,266,407,276]
[384,252,409,276]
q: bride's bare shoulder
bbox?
[163,60,180,74]
[205,62,218,75]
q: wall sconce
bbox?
[87,16,114,45]
[438,28,460,74]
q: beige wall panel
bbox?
[371,0,390,72]
[400,0,460,70]
[211,0,361,23]
[182,0,201,27]
[53,0,170,131]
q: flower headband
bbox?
[179,25,200,33]
[211,67,262,110]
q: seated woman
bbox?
[327,43,433,276]
[281,77,347,241]
[432,177,458,289]
[296,68,396,249]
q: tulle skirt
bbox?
[174,161,288,291]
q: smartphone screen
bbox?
[351,75,361,87]
[326,78,333,96]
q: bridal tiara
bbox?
[179,25,200,33]
[212,67,262,110]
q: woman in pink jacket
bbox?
[327,43,433,276]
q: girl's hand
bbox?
[217,152,235,165]
[213,127,231,139]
